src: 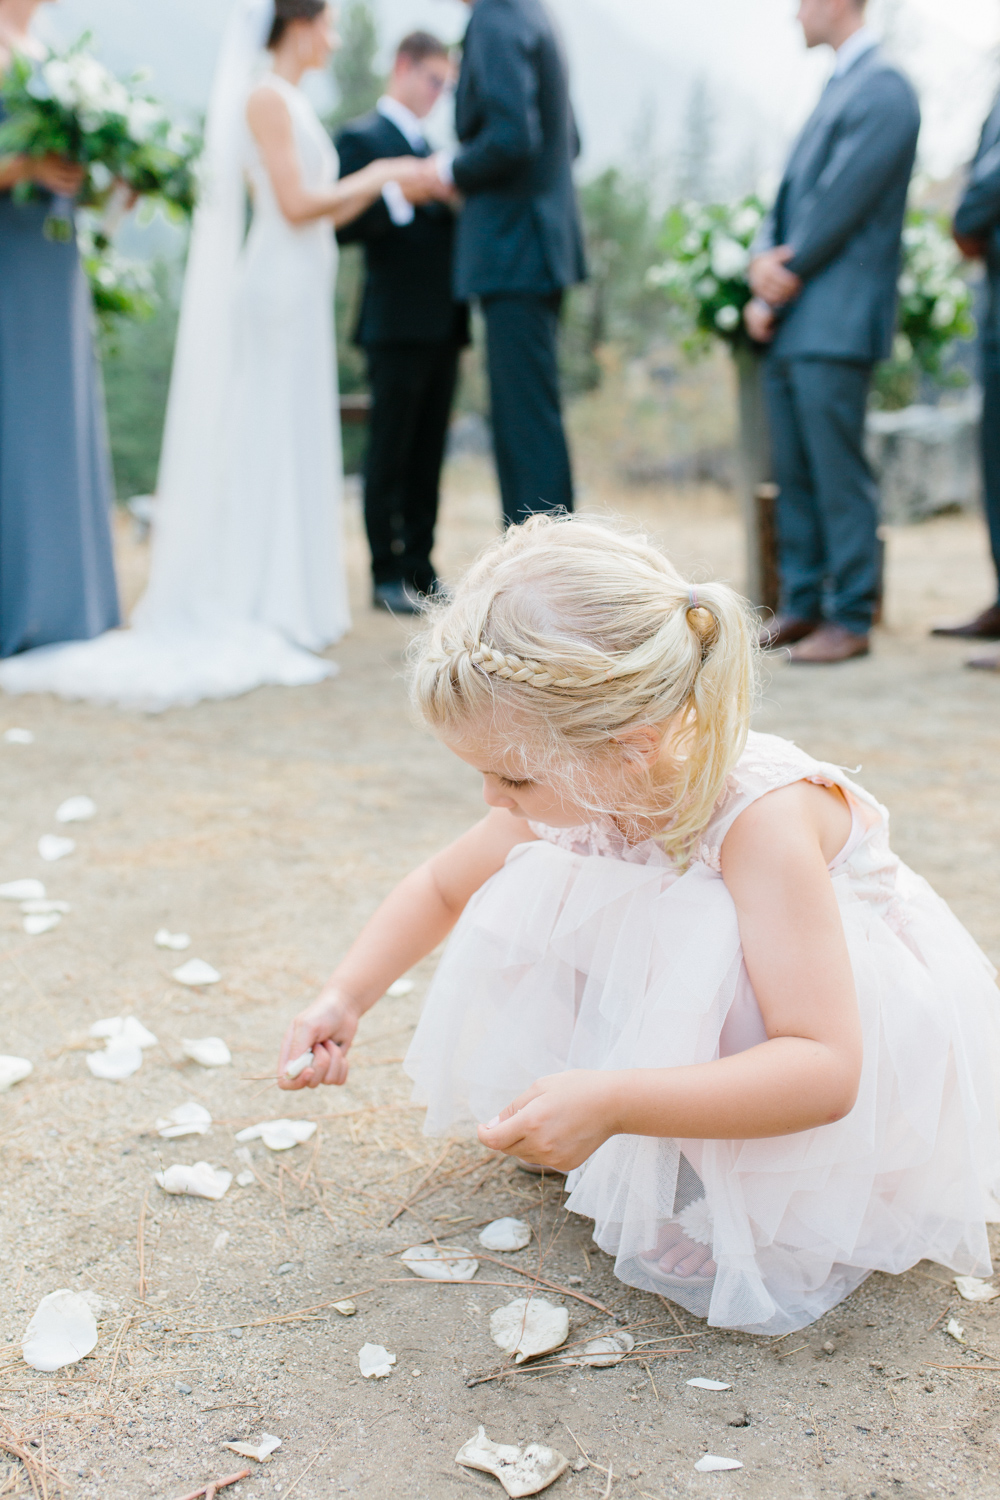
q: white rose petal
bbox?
[156,1102,213,1139]
[490,1297,568,1364]
[90,1016,158,1048]
[38,836,75,862]
[695,1455,743,1473]
[0,879,45,901]
[155,929,191,950]
[0,1056,32,1092]
[172,959,221,987]
[22,1290,98,1372]
[182,1037,231,1068]
[55,796,96,823]
[4,728,34,744]
[359,1343,395,1379]
[235,1119,316,1151]
[23,912,60,936]
[401,1244,479,1282]
[155,1162,232,1200]
[87,1044,143,1081]
[478,1218,532,1252]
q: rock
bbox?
[866,396,981,524]
[726,1410,750,1428]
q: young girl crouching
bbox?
[278,515,1000,1336]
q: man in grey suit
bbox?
[931,94,1000,668]
[436,0,586,526]
[746,0,920,663]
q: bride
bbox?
[0,0,435,710]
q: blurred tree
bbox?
[676,77,716,203]
[562,167,668,392]
[101,260,180,499]
[328,0,383,130]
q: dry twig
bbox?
[171,1470,250,1500]
[136,1190,150,1298]
[386,1141,454,1225]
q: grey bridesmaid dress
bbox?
[0,183,120,658]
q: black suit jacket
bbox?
[451,0,586,299]
[335,110,469,347]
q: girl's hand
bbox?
[277,984,362,1091]
[29,155,85,196]
[477,1070,621,1172]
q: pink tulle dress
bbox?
[404,732,1000,1334]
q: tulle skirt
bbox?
[404,840,1000,1334]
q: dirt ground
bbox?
[2,456,1000,1500]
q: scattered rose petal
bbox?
[285,1049,314,1080]
[456,1426,570,1498]
[359,1343,395,1378]
[0,879,45,901]
[21,899,70,914]
[223,1433,281,1462]
[155,1162,232,1200]
[55,796,96,824]
[955,1276,1000,1303]
[401,1243,479,1282]
[490,1297,569,1364]
[560,1332,634,1368]
[22,1290,98,1372]
[90,1016,158,1049]
[213,1232,230,1253]
[155,929,191,951]
[182,1036,231,1068]
[0,1056,32,1092]
[687,1377,733,1391]
[332,1299,356,1316]
[87,1045,143,1080]
[172,958,221,987]
[235,1170,255,1187]
[946,1317,966,1343]
[23,912,60,936]
[4,728,34,744]
[386,978,414,997]
[156,1102,213,1139]
[235,1119,316,1151]
[38,835,75,862]
[479,1217,532,1252]
[695,1455,743,1473]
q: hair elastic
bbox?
[687,588,699,611]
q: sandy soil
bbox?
[1,460,999,1500]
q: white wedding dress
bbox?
[0,35,349,710]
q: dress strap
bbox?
[695,731,887,872]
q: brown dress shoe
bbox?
[758,615,819,650]
[787,623,870,663]
[966,651,1000,671]
[931,604,1000,640]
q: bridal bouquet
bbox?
[0,35,199,241]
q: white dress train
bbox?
[404,732,1000,1335]
[0,71,349,711]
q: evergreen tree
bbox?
[676,77,716,203]
[329,0,383,129]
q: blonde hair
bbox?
[410,514,758,861]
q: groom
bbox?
[336,33,469,614]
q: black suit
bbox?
[955,93,1000,604]
[452,0,586,526]
[336,109,469,594]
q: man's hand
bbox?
[29,154,85,197]
[276,984,363,1090]
[953,226,986,260]
[744,297,776,344]
[477,1070,621,1172]
[393,156,452,205]
[748,245,802,307]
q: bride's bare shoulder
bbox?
[246,79,292,138]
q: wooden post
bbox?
[733,343,773,609]
[339,393,371,425]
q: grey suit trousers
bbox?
[763,357,880,634]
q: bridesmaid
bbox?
[0,0,119,659]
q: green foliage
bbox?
[79,221,156,346]
[562,167,669,392]
[100,261,179,499]
[871,209,975,410]
[649,196,766,354]
[328,1,383,130]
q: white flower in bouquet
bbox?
[127,98,165,143]
[710,234,749,281]
[930,295,957,330]
[714,304,741,331]
[731,203,763,240]
[695,275,718,299]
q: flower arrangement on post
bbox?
[647,196,766,352]
[0,37,199,235]
[872,208,975,409]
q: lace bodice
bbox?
[529,731,895,887]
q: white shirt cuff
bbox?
[436,150,455,188]
[382,180,415,227]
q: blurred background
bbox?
[35,0,1000,511]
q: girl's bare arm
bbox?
[481,781,863,1167]
[277,808,537,1088]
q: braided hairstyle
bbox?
[267,0,326,49]
[409,514,759,861]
